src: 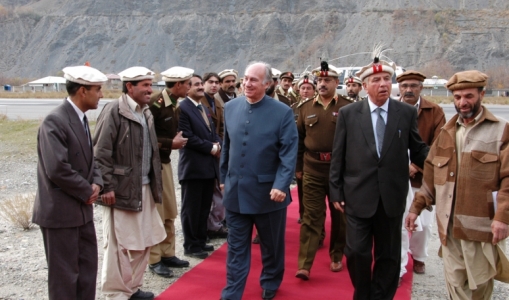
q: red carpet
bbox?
[157,188,413,299]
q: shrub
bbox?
[0,193,35,230]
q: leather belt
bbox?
[307,151,332,161]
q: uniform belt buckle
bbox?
[319,152,331,161]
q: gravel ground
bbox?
[0,145,508,299]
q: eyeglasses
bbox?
[400,84,421,89]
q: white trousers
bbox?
[101,206,151,300]
[400,186,435,277]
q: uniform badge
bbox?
[153,98,163,108]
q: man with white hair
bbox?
[94,67,166,300]
[220,62,298,300]
[329,51,428,299]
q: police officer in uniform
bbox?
[147,67,192,277]
[267,68,292,107]
[344,72,364,102]
[295,62,352,280]
[277,71,298,106]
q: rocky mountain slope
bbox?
[0,0,508,78]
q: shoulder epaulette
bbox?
[297,97,313,108]
[338,94,354,103]
[151,97,163,109]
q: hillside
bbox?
[0,0,508,79]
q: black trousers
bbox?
[344,199,402,300]
[180,178,215,252]
[40,221,97,300]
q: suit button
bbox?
[246,120,250,124]
[249,110,252,113]
[243,142,246,146]
[245,132,248,135]
[438,163,441,167]
[450,172,454,177]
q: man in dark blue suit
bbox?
[219,62,298,300]
[178,74,221,259]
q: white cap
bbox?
[161,66,194,82]
[356,60,396,81]
[218,69,238,80]
[297,72,316,89]
[62,66,108,85]
[344,75,362,85]
[118,66,155,82]
[271,68,281,79]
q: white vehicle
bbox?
[335,65,406,99]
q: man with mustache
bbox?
[295,63,352,280]
[94,67,166,300]
[406,70,509,299]
[266,68,291,107]
[215,69,238,104]
[277,71,298,106]
[344,74,364,102]
[396,70,445,285]
[147,66,193,278]
[177,74,221,259]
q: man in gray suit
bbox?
[33,65,107,300]
[220,62,298,300]
[329,54,429,299]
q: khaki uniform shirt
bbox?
[149,89,179,164]
[296,94,352,177]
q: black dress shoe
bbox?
[184,250,209,259]
[161,256,190,268]
[129,289,154,300]
[202,244,214,251]
[207,226,228,239]
[148,262,173,278]
[261,289,276,300]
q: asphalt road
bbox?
[2,98,509,122]
[0,98,113,121]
